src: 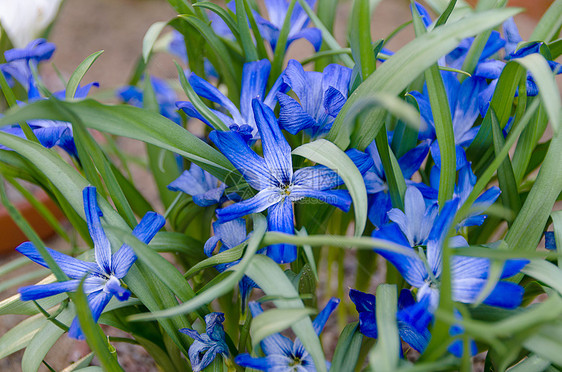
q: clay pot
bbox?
[0,191,64,254]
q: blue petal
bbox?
[323,86,346,118]
[253,99,293,185]
[16,242,100,279]
[412,2,432,28]
[427,198,460,277]
[368,192,392,228]
[373,224,427,287]
[287,27,323,51]
[349,289,378,339]
[104,276,131,301]
[19,280,80,301]
[168,168,209,196]
[112,212,165,278]
[240,59,271,124]
[399,322,431,353]
[502,17,523,55]
[545,232,556,250]
[83,187,112,273]
[266,198,296,263]
[209,129,275,190]
[204,236,221,257]
[398,140,430,179]
[277,92,316,134]
[216,189,281,222]
[452,77,486,146]
[264,0,289,27]
[283,60,323,119]
[248,302,295,356]
[188,73,243,123]
[68,291,113,340]
[500,259,529,278]
[4,39,56,62]
[483,281,524,309]
[409,91,435,140]
[291,187,351,212]
[235,354,293,370]
[474,60,505,79]
[292,165,344,190]
[312,297,339,335]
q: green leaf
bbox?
[245,254,328,372]
[128,214,267,321]
[0,292,66,316]
[330,322,363,371]
[412,4,455,206]
[250,308,316,348]
[530,0,562,42]
[490,109,521,220]
[506,353,551,372]
[22,306,74,372]
[179,15,240,101]
[142,21,168,63]
[66,50,103,99]
[506,129,562,254]
[292,139,368,236]
[269,0,298,86]
[61,353,95,372]
[369,284,399,371]
[521,260,562,296]
[74,279,124,372]
[327,7,521,150]
[193,3,241,42]
[184,242,245,279]
[522,324,562,366]
[510,53,561,133]
[235,0,258,61]
[434,0,457,27]
[0,99,237,181]
[349,0,380,79]
[0,314,47,359]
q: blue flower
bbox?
[17,186,165,339]
[0,82,98,157]
[277,59,352,137]
[204,219,258,308]
[410,72,487,171]
[180,312,230,372]
[235,298,339,371]
[545,231,557,250]
[210,99,355,263]
[168,163,227,207]
[373,197,528,311]
[254,0,322,52]
[350,288,432,353]
[0,38,55,90]
[364,138,431,228]
[176,59,287,140]
[117,76,180,124]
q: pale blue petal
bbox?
[253,99,293,185]
[292,165,342,190]
[240,59,271,122]
[214,218,247,249]
[83,186,112,273]
[216,189,281,222]
[427,198,460,277]
[16,242,101,279]
[290,188,351,212]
